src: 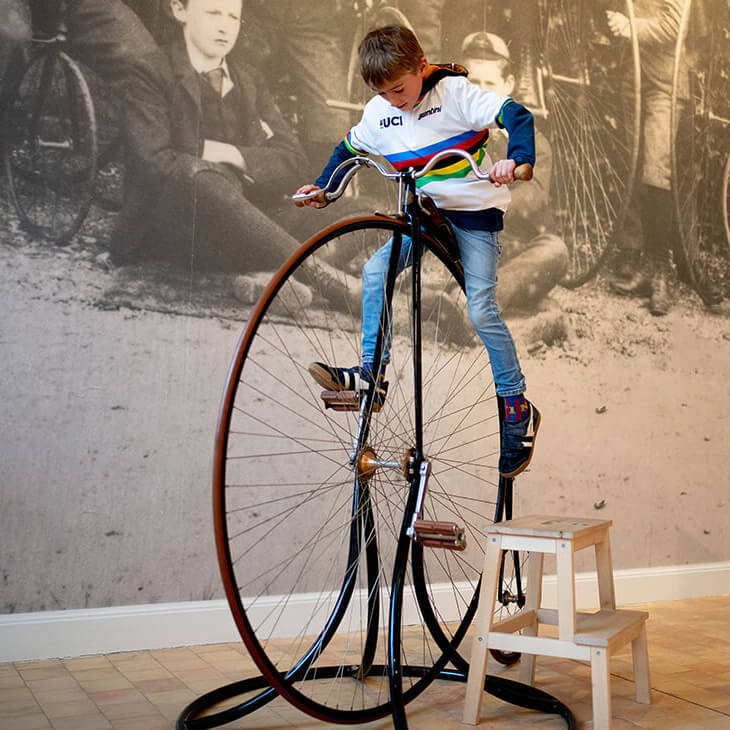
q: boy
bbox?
[296,25,539,478]
[461,30,567,314]
[114,0,313,286]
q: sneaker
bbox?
[499,401,541,478]
[308,362,388,410]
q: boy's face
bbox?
[171,0,242,62]
[467,58,515,97]
[370,57,428,112]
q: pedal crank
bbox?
[404,460,466,550]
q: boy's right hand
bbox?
[293,184,328,208]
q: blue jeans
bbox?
[361,223,526,397]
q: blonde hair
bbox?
[358,25,424,88]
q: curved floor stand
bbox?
[175,665,578,730]
[177,477,578,730]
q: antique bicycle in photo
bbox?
[1,0,139,245]
[177,150,577,728]
[2,0,99,245]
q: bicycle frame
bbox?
[312,156,527,728]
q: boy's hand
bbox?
[488,159,516,187]
[293,184,328,208]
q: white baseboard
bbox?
[3,561,729,663]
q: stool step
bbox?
[413,520,466,550]
[571,608,648,648]
[487,514,612,540]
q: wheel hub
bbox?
[357,446,378,481]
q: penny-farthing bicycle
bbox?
[2,2,98,246]
[177,151,576,729]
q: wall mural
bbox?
[0,0,728,615]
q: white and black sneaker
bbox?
[308,362,388,410]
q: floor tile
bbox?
[3,596,730,729]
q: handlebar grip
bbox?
[514,163,533,182]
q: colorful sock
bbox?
[504,394,528,422]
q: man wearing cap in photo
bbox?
[461,30,568,315]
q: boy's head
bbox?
[358,25,428,111]
[461,31,515,97]
[171,0,242,63]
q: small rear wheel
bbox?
[3,50,97,245]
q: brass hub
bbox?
[357,447,378,481]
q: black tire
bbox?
[3,50,97,245]
[78,61,123,213]
[539,0,642,287]
[213,216,514,722]
[671,0,730,303]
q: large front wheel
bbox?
[213,217,509,723]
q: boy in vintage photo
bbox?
[113,0,314,301]
[461,30,567,315]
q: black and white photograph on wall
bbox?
[1,0,729,703]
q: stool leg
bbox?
[556,540,576,641]
[590,647,612,730]
[463,535,503,725]
[632,623,651,704]
[519,550,544,686]
[595,529,616,610]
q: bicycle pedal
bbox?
[319,390,383,412]
[412,520,466,551]
[320,390,359,411]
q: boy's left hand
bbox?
[488,159,516,187]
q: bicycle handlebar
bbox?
[414,148,533,182]
[291,148,532,203]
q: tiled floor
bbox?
[2,596,730,729]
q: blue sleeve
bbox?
[498,101,536,168]
[315,140,357,190]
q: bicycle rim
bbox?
[671,0,730,301]
[540,0,641,287]
[3,51,97,245]
[213,216,506,722]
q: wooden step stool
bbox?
[463,515,650,729]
